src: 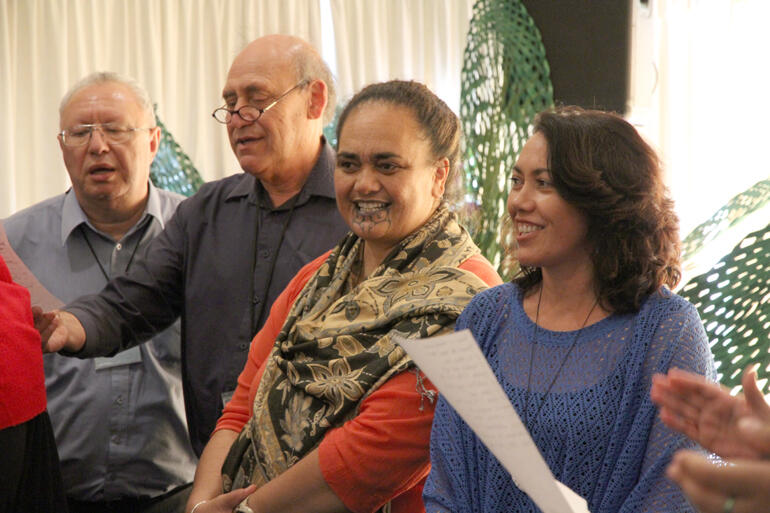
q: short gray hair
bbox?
[294,53,336,125]
[59,72,156,126]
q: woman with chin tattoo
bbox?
[185,80,501,513]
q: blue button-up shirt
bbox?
[3,183,197,501]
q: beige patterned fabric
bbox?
[222,203,489,490]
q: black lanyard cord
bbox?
[79,224,144,282]
[249,185,302,335]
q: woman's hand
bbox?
[651,366,770,459]
[191,485,256,513]
[667,450,770,513]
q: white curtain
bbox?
[1,0,473,218]
[649,0,770,236]
[329,0,473,112]
[0,0,323,218]
[0,0,473,218]
[13,0,765,236]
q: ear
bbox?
[57,133,65,152]
[432,157,450,199]
[306,79,327,121]
[148,126,162,159]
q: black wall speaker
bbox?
[520,0,632,114]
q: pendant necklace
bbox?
[523,286,599,426]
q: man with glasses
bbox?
[3,72,197,512]
[36,35,349,456]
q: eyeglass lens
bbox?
[212,80,306,124]
[61,124,137,146]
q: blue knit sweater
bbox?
[424,283,715,513]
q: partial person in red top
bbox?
[185,80,502,513]
[0,254,67,512]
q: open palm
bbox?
[651,367,770,459]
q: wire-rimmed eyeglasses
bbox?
[211,80,309,124]
[59,124,154,147]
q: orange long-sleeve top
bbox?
[216,250,502,513]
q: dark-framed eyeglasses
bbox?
[59,123,154,147]
[211,80,309,124]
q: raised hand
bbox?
[651,366,770,459]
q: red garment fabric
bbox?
[0,255,46,429]
[216,251,502,513]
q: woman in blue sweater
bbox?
[423,107,715,513]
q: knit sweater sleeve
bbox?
[619,298,715,513]
[423,286,510,513]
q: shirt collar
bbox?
[225,136,337,207]
[60,181,164,246]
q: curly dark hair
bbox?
[512,106,681,313]
[335,80,462,202]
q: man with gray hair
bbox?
[37,35,349,455]
[4,72,197,512]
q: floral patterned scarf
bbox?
[222,203,489,491]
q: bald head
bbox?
[220,34,334,191]
[228,35,336,124]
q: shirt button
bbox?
[116,243,123,250]
[111,434,120,444]
[260,249,270,258]
[239,343,247,350]
[115,395,124,405]
[252,296,261,304]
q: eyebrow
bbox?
[372,152,401,160]
[337,152,360,161]
[337,152,402,160]
[222,85,272,101]
[512,166,550,175]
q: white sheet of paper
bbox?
[396,330,590,513]
[0,220,64,311]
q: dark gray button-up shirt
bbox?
[67,140,349,454]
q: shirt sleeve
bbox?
[622,301,715,512]
[421,395,476,513]
[67,206,187,357]
[422,295,493,513]
[459,254,504,288]
[318,370,438,513]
